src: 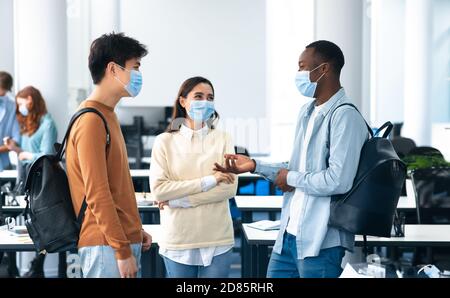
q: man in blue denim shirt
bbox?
[0,71,21,172]
[215,41,369,278]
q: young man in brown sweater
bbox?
[66,32,151,278]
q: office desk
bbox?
[131,169,261,179]
[0,224,164,278]
[235,195,282,224]
[236,195,415,223]
[241,224,450,278]
[130,170,264,192]
[235,194,416,276]
[0,170,17,182]
[1,193,161,225]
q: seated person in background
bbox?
[4,85,58,278]
[0,71,21,277]
[0,71,21,172]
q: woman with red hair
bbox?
[4,86,57,277]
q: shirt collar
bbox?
[179,124,210,139]
[304,88,346,118]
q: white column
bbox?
[314,0,364,110]
[14,0,68,277]
[266,0,315,160]
[14,0,68,138]
[402,0,432,146]
[0,0,15,76]
[90,0,121,41]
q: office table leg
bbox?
[155,253,166,278]
[58,252,67,278]
[240,212,252,278]
[241,230,251,278]
[256,245,269,278]
[268,212,277,221]
[141,248,153,278]
[251,244,258,278]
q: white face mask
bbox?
[294,63,326,98]
[19,105,29,117]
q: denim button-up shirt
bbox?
[0,96,21,171]
[254,88,369,260]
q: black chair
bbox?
[122,116,145,170]
[391,137,416,159]
[410,167,450,266]
[408,146,444,159]
[392,122,404,138]
[410,167,450,224]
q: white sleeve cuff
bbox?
[201,175,217,192]
[168,197,192,208]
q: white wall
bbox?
[118,0,267,153]
[431,0,450,123]
[119,0,266,113]
[14,0,69,137]
[0,0,15,77]
[315,0,364,110]
[265,0,314,160]
[370,0,405,128]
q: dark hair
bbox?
[0,71,13,91]
[306,40,345,75]
[88,32,148,84]
[167,76,219,133]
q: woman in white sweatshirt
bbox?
[150,76,238,278]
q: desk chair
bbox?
[409,147,444,159]
[391,137,416,197]
[410,167,450,266]
[411,167,450,224]
[391,137,416,159]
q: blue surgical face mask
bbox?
[295,63,326,98]
[19,105,29,117]
[187,100,215,122]
[114,64,143,97]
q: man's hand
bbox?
[117,255,138,278]
[213,154,256,174]
[142,230,152,252]
[275,169,295,193]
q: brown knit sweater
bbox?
[66,100,142,260]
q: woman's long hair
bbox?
[16,86,48,136]
[166,76,219,133]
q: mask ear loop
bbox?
[112,63,133,93]
[312,63,327,83]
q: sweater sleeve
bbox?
[150,134,203,202]
[72,113,131,260]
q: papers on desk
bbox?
[340,263,373,278]
[136,192,155,206]
[247,220,280,231]
[0,225,33,244]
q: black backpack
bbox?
[23,108,110,254]
[327,103,407,238]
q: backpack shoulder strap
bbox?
[55,108,111,225]
[55,107,111,160]
[328,103,374,138]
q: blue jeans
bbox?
[78,243,142,278]
[267,232,345,278]
[162,250,232,278]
